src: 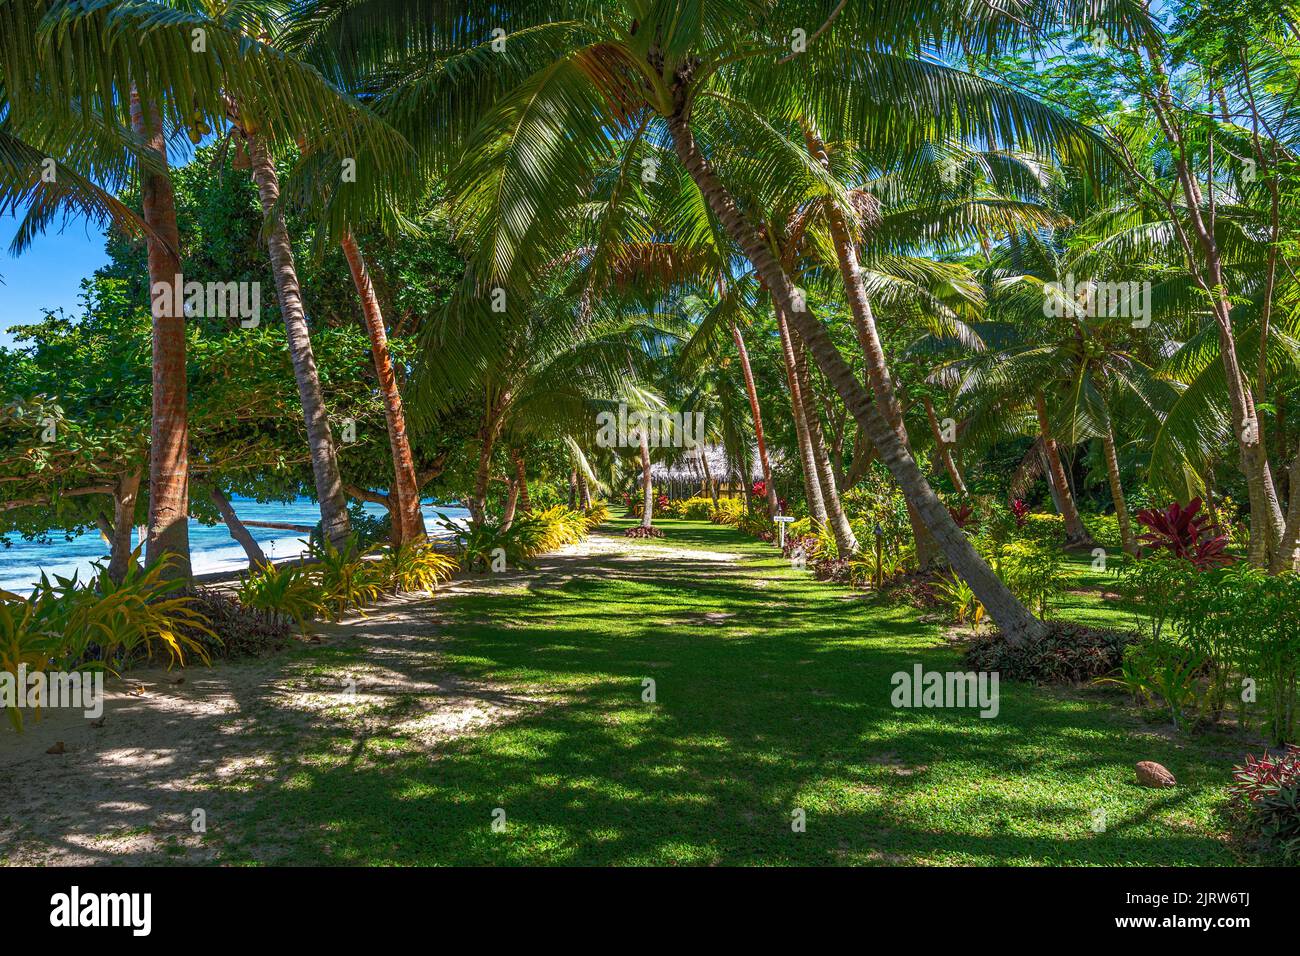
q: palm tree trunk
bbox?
[923,397,968,496]
[470,411,505,526]
[640,430,654,528]
[340,230,426,548]
[211,487,268,568]
[577,469,592,510]
[792,331,858,554]
[1034,393,1091,545]
[107,468,142,583]
[731,322,779,516]
[501,478,521,530]
[701,449,720,508]
[775,308,826,524]
[511,449,531,514]
[1101,427,1137,556]
[802,125,942,567]
[247,134,351,547]
[665,110,1045,644]
[130,91,190,579]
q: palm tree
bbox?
[339,230,427,546]
[8,0,409,566]
[270,0,1131,643]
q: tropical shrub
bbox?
[378,542,458,594]
[933,572,984,630]
[1230,746,1300,862]
[583,502,611,529]
[1134,497,1230,568]
[309,537,386,621]
[30,557,213,670]
[186,589,291,658]
[965,622,1135,684]
[237,561,326,635]
[665,496,715,520]
[1081,513,1122,551]
[623,525,665,538]
[1016,512,1065,546]
[1010,498,1030,528]
[2,557,214,729]
[1000,541,1065,619]
[1115,558,1300,743]
[1101,637,1208,730]
[520,506,590,552]
[842,465,909,552]
[710,498,745,525]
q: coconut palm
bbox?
[372,0,1120,641]
[3,0,409,567]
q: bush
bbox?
[1117,556,1300,744]
[624,525,665,538]
[1000,540,1066,619]
[186,589,291,658]
[237,561,326,635]
[378,542,458,594]
[1,555,214,730]
[710,498,745,525]
[933,572,984,629]
[964,622,1136,684]
[665,496,715,520]
[1134,497,1230,568]
[309,536,386,620]
[1082,513,1122,550]
[583,502,611,530]
[1230,745,1300,862]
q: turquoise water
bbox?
[0,497,470,593]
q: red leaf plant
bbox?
[1010,498,1030,528]
[1133,497,1231,568]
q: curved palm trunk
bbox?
[211,486,268,568]
[795,343,857,548]
[666,110,1045,644]
[107,468,142,583]
[1101,427,1137,556]
[923,397,968,496]
[511,449,531,515]
[775,308,826,525]
[1034,393,1091,546]
[340,230,426,548]
[130,92,190,579]
[501,478,521,530]
[469,410,505,527]
[640,430,654,528]
[802,126,942,568]
[247,134,351,547]
[731,323,779,516]
[700,449,720,508]
[577,470,592,510]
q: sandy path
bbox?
[0,529,737,865]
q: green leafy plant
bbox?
[1230,746,1300,862]
[1101,637,1207,730]
[378,542,458,594]
[308,537,385,621]
[1000,541,1065,619]
[237,561,326,635]
[933,572,985,630]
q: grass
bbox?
[214,517,1254,866]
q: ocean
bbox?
[0,496,470,593]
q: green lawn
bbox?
[219,518,1252,865]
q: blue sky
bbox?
[0,212,109,348]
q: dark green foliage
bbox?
[964,621,1136,684]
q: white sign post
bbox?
[773,515,795,549]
